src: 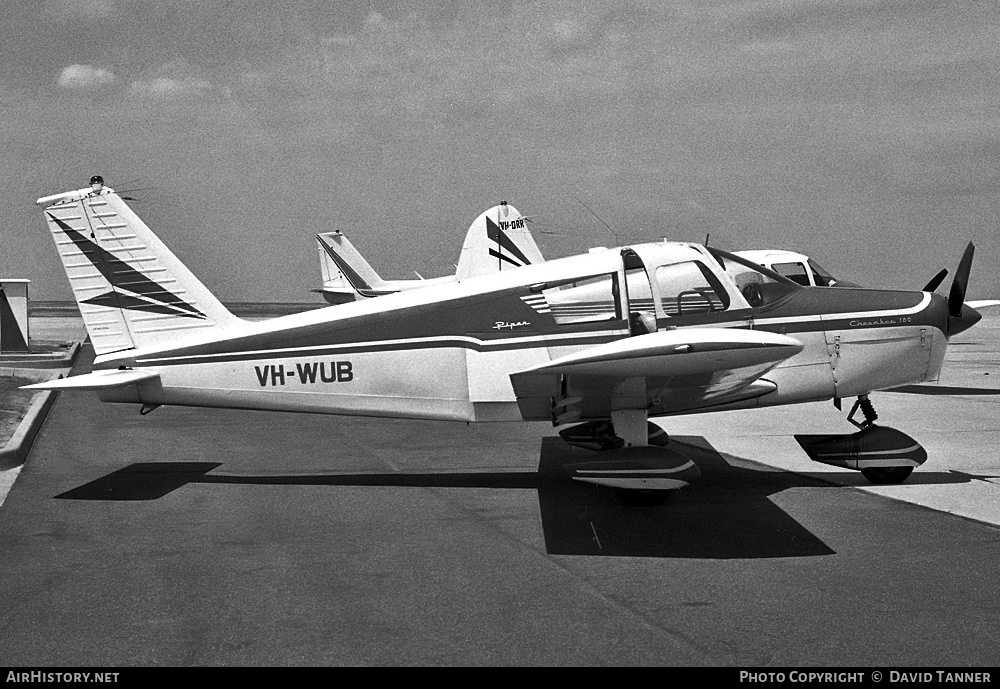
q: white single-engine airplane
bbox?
[25,178,984,502]
[316,202,544,304]
[733,250,855,288]
[320,220,1000,317]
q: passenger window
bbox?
[540,273,621,325]
[654,261,729,316]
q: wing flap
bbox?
[21,369,160,391]
[509,327,802,421]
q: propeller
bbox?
[922,268,948,292]
[945,241,981,337]
[948,242,974,316]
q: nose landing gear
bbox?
[805,394,921,484]
[847,394,878,430]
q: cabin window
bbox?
[541,273,621,325]
[771,261,811,286]
[654,261,729,316]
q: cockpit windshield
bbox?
[708,247,801,308]
[808,258,836,287]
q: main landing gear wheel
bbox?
[860,466,913,485]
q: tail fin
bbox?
[37,180,242,356]
[316,231,397,303]
[455,202,544,280]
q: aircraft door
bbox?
[622,249,657,335]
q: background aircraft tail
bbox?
[317,202,545,302]
[316,231,394,302]
[455,202,544,280]
[37,180,242,356]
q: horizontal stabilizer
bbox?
[21,369,160,391]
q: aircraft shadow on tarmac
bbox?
[52,435,992,559]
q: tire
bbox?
[861,466,913,485]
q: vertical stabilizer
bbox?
[37,180,242,356]
[0,285,29,352]
[455,202,544,280]
[316,231,392,300]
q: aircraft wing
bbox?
[510,328,803,422]
[21,369,160,391]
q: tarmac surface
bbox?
[0,310,998,666]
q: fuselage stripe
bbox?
[132,330,624,366]
[753,293,931,327]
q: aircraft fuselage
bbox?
[91,244,952,424]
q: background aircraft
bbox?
[736,249,1000,310]
[316,202,544,304]
[319,222,999,314]
[26,180,984,503]
[733,249,856,288]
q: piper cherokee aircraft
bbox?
[320,224,1000,317]
[316,202,544,304]
[25,178,984,502]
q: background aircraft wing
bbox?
[509,328,803,422]
[966,299,1000,311]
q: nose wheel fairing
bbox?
[795,425,926,481]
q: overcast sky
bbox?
[2,0,998,302]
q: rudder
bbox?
[37,178,242,356]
